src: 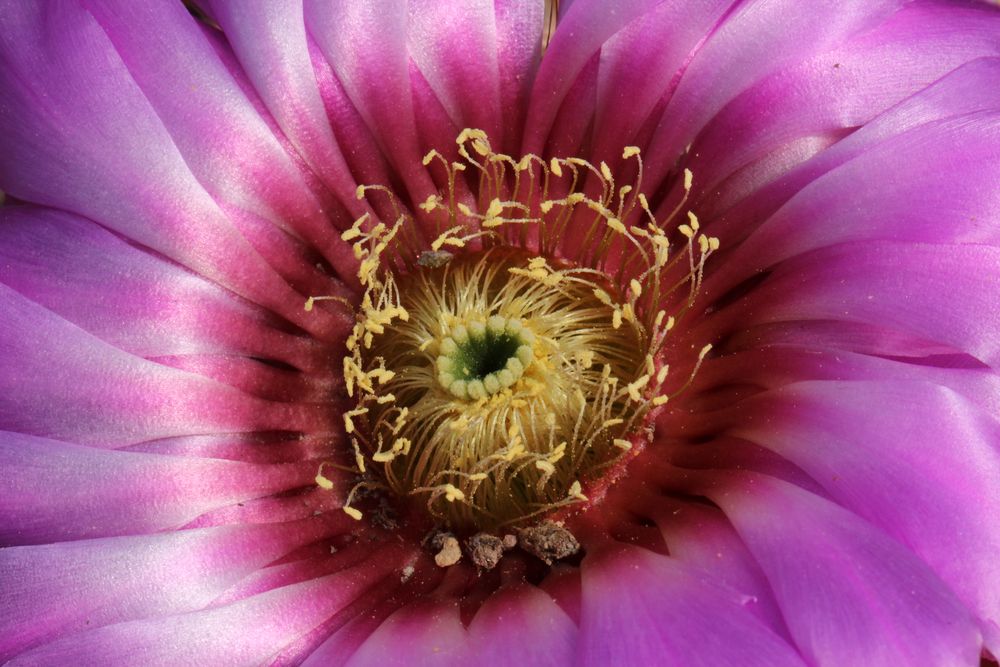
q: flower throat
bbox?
[311,130,716,534]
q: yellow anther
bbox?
[623,146,641,159]
[315,472,334,490]
[420,195,439,212]
[593,288,613,306]
[613,438,633,450]
[627,375,650,401]
[535,460,556,475]
[344,506,363,520]
[600,161,613,181]
[687,211,700,231]
[443,484,465,502]
[629,279,643,297]
[684,168,693,190]
[549,157,563,177]
[568,480,588,501]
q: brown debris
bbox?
[467,534,505,571]
[518,521,580,565]
[417,250,454,268]
[427,531,462,568]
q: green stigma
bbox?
[436,315,536,400]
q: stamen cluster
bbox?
[312,130,717,532]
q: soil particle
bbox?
[417,250,454,268]
[518,521,580,565]
[466,534,505,571]
[426,531,462,567]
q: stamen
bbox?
[311,128,716,533]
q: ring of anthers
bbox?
[308,129,717,536]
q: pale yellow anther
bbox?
[420,195,439,212]
[629,279,643,297]
[656,365,670,384]
[472,139,490,156]
[613,438,633,450]
[568,480,588,501]
[627,375,650,401]
[315,465,335,490]
[600,161,613,182]
[613,309,623,330]
[621,303,635,323]
[535,460,556,475]
[653,395,670,406]
[607,218,627,235]
[623,146,641,159]
[684,168,693,190]
[344,506,363,520]
[602,418,625,428]
[355,185,367,199]
[549,157,563,177]
[687,211,700,231]
[443,484,465,502]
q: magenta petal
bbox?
[203,0,363,212]
[578,545,806,666]
[6,560,399,666]
[0,3,342,339]
[464,586,576,666]
[82,1,335,244]
[694,9,1000,201]
[732,241,1000,367]
[704,112,1000,290]
[731,380,1000,650]
[523,0,666,152]
[0,207,325,368]
[304,0,437,206]
[708,474,982,666]
[0,430,315,544]
[0,284,320,446]
[347,601,468,666]
[406,0,504,144]
[642,0,904,188]
[0,521,332,660]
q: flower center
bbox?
[313,129,718,539]
[435,314,535,399]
